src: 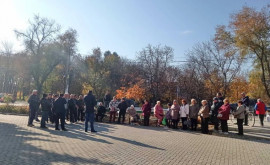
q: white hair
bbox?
[32,90,37,93]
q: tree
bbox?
[58,28,78,93]
[187,40,242,97]
[136,44,174,102]
[229,6,270,98]
[14,15,62,95]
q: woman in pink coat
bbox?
[218,99,231,134]
[154,101,164,126]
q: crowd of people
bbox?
[27,90,268,136]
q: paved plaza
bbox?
[0,114,270,165]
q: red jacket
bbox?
[142,103,152,117]
[218,103,231,120]
[255,102,266,115]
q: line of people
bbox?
[27,90,98,132]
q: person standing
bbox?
[109,96,118,123]
[241,92,250,126]
[210,97,221,132]
[40,94,52,128]
[54,94,67,131]
[117,98,128,124]
[154,101,164,126]
[198,100,210,134]
[76,95,85,122]
[103,91,112,109]
[233,101,245,135]
[27,90,40,127]
[218,99,231,134]
[171,100,180,129]
[84,91,97,133]
[68,94,78,123]
[142,100,151,126]
[189,99,200,131]
[47,94,54,123]
[255,99,267,127]
[64,93,70,122]
[180,99,189,130]
[165,103,172,128]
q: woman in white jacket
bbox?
[180,99,189,130]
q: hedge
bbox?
[0,105,29,115]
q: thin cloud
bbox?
[180,30,193,35]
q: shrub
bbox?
[0,105,29,114]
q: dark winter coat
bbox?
[40,98,52,112]
[28,94,40,110]
[53,97,67,113]
[118,101,128,112]
[84,93,97,113]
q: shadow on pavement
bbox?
[0,122,114,165]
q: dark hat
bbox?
[213,97,218,101]
[88,90,92,94]
[43,94,47,98]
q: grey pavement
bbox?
[0,114,270,165]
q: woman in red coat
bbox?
[218,99,231,134]
[142,100,151,126]
[255,99,267,127]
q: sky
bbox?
[0,0,269,61]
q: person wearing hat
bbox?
[84,91,97,132]
[210,97,220,132]
[40,94,52,128]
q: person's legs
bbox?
[74,108,78,122]
[90,113,96,132]
[223,120,228,132]
[259,114,264,126]
[194,118,198,131]
[41,111,48,127]
[205,118,209,134]
[122,111,126,123]
[214,119,219,131]
[35,108,40,121]
[244,113,248,125]
[144,116,149,126]
[60,113,66,130]
[28,108,36,125]
[181,117,187,130]
[118,111,123,123]
[85,113,89,132]
[237,119,244,135]
[220,120,225,132]
[55,113,60,129]
[66,109,69,121]
[201,117,205,133]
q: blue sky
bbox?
[0,0,269,60]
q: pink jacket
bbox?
[154,105,163,115]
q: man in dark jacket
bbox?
[68,94,78,123]
[27,90,40,127]
[54,94,67,131]
[103,91,111,108]
[40,94,52,128]
[76,95,85,121]
[241,92,250,126]
[84,91,97,132]
[96,102,106,122]
[117,98,128,124]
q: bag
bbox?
[266,114,270,122]
[162,117,167,125]
[217,113,223,118]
